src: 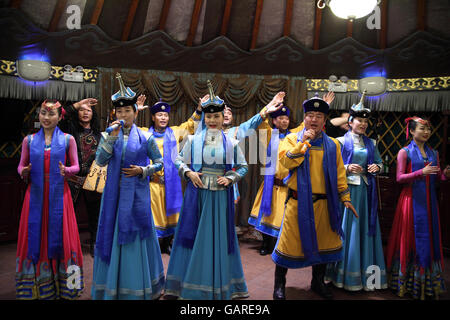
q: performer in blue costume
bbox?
[221,94,284,208]
[325,92,387,291]
[91,74,165,300]
[164,81,249,300]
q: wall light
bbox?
[16,59,51,82]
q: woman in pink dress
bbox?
[386,116,450,300]
[16,100,84,299]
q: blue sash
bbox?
[149,127,182,216]
[295,129,342,261]
[96,124,153,263]
[407,141,441,269]
[260,130,290,217]
[28,127,66,264]
[177,129,236,254]
[342,131,378,235]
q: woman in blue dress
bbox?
[164,81,249,300]
[91,74,165,300]
[325,94,388,291]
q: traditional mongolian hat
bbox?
[303,92,330,114]
[111,73,138,110]
[150,98,171,114]
[269,104,290,118]
[201,80,225,113]
[349,90,371,121]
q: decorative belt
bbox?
[151,174,165,184]
[274,178,286,187]
[288,188,327,202]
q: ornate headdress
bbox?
[303,92,330,114]
[349,90,371,121]
[201,80,225,113]
[41,99,65,118]
[404,116,430,139]
[111,73,138,110]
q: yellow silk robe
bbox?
[139,111,201,237]
[249,121,304,236]
[272,131,350,268]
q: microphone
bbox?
[106,120,125,134]
[300,138,311,153]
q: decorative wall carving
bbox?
[0,8,449,79]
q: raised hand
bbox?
[74,98,98,109]
[266,92,285,113]
[322,91,335,104]
[122,165,143,177]
[59,161,66,176]
[344,201,358,218]
[187,171,204,188]
[217,176,232,186]
[136,94,147,109]
[198,94,210,110]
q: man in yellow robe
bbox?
[138,97,203,254]
[272,94,357,300]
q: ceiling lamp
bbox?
[317,0,380,21]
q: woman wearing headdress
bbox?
[164,81,249,300]
[16,100,83,299]
[386,116,450,300]
[325,92,387,291]
[91,74,165,300]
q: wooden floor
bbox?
[1,230,449,301]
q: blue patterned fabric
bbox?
[325,140,387,290]
[92,127,165,300]
[28,127,66,263]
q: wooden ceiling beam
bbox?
[90,0,105,25]
[312,4,323,49]
[186,0,204,46]
[250,0,264,49]
[121,0,140,41]
[346,19,353,37]
[220,0,233,36]
[9,0,22,8]
[158,0,171,30]
[283,0,294,37]
[380,0,388,49]
[48,0,67,32]
[417,0,426,31]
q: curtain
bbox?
[98,67,306,226]
[0,75,98,101]
[308,91,450,112]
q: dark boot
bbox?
[89,232,96,258]
[273,265,288,300]
[311,264,333,299]
[160,236,172,255]
[259,234,270,255]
